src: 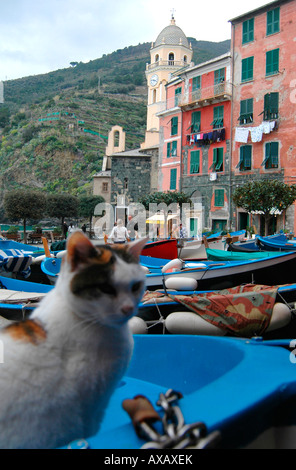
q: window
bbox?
[190,150,200,174]
[192,76,201,91]
[237,146,252,171]
[191,111,201,133]
[211,106,224,129]
[262,142,279,169]
[192,76,201,100]
[168,53,175,65]
[242,18,254,44]
[124,178,128,190]
[214,68,225,95]
[211,148,224,172]
[266,48,279,76]
[167,141,177,158]
[102,182,108,192]
[214,189,224,207]
[241,57,254,82]
[263,92,279,120]
[239,99,253,124]
[170,168,177,190]
[175,87,182,106]
[171,117,178,136]
[267,7,280,36]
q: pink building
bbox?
[230,0,296,233]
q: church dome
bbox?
[154,18,190,48]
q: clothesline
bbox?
[235,121,277,144]
[186,128,226,146]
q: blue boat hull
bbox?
[64,335,296,449]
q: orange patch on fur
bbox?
[97,248,113,265]
[5,320,47,345]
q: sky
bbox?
[0,0,273,81]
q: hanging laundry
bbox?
[235,127,249,143]
[250,126,263,143]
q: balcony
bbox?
[146,60,189,71]
[166,81,232,111]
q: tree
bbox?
[232,179,296,235]
[4,190,47,243]
[78,195,105,231]
[46,193,78,228]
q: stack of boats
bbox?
[3,231,296,448]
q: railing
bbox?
[146,60,189,71]
[165,81,232,111]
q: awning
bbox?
[146,213,178,224]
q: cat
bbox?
[0,231,147,449]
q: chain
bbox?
[140,389,221,449]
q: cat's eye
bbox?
[99,283,117,296]
[131,281,143,293]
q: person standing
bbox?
[62,222,68,239]
[179,224,188,238]
[108,219,129,244]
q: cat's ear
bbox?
[127,237,148,259]
[67,231,98,271]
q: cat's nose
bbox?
[121,305,134,317]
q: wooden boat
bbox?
[142,251,296,291]
[0,275,52,323]
[228,234,289,253]
[141,239,178,259]
[62,335,296,449]
[256,235,296,252]
[206,247,286,261]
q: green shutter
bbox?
[167,143,171,158]
[242,18,254,44]
[171,117,178,136]
[214,189,224,207]
[192,76,201,90]
[211,106,224,128]
[191,111,201,133]
[175,87,182,106]
[170,168,177,190]
[263,142,279,168]
[214,68,225,84]
[190,150,200,174]
[212,148,224,172]
[267,7,280,36]
[237,145,252,170]
[242,57,254,82]
[264,92,279,120]
[266,49,279,76]
[239,99,253,124]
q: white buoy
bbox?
[128,316,148,334]
[165,277,198,291]
[161,258,183,274]
[141,266,150,274]
[266,303,292,332]
[165,311,226,336]
[31,255,46,264]
[56,250,67,259]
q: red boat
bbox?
[141,239,178,259]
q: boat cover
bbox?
[168,284,279,337]
[0,249,32,278]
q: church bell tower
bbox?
[141,14,193,150]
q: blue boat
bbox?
[256,235,296,252]
[0,275,53,321]
[64,335,296,449]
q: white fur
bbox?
[0,238,146,449]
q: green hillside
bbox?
[0,38,230,200]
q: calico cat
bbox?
[0,231,147,449]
